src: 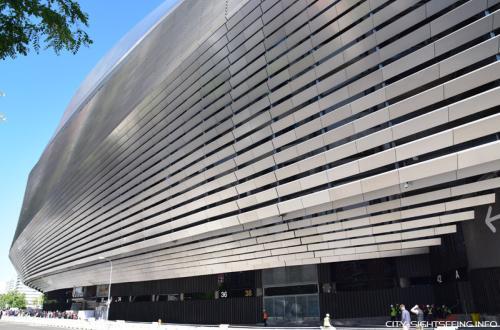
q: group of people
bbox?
[392,304,453,330]
[262,304,452,328]
[0,309,78,320]
[0,309,21,317]
[34,310,78,319]
[390,303,452,322]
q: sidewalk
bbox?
[1,316,200,330]
[0,317,331,330]
[0,317,450,330]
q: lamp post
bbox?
[98,256,113,321]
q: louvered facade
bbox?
[10,0,500,324]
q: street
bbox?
[0,321,62,330]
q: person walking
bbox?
[262,309,269,326]
[411,305,424,330]
[323,313,336,329]
[400,304,411,330]
[390,304,398,322]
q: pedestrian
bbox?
[426,304,434,322]
[262,309,269,326]
[0,309,3,319]
[323,313,335,329]
[442,305,451,319]
[400,304,411,330]
[390,304,397,322]
[411,305,424,330]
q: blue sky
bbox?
[0,0,177,283]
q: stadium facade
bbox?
[10,0,500,325]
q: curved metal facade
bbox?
[10,0,500,293]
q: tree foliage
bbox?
[0,290,27,309]
[36,293,46,307]
[0,0,92,60]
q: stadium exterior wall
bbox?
[10,0,500,323]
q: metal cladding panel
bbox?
[109,297,263,324]
[110,274,219,296]
[470,268,500,314]
[10,0,500,292]
[12,0,232,241]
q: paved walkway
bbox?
[0,318,441,330]
[0,322,63,330]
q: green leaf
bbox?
[0,0,93,59]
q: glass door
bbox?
[264,294,319,325]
